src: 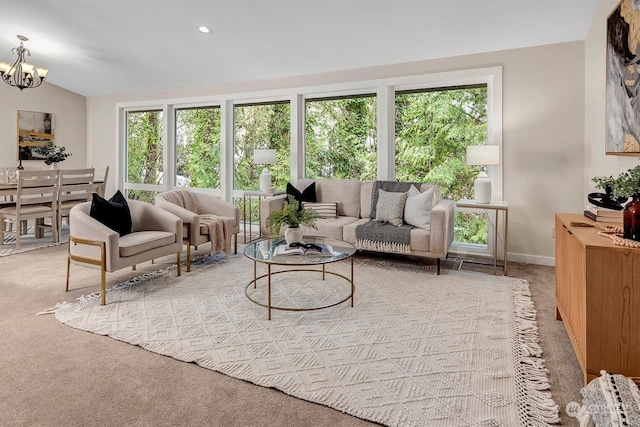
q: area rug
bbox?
[46,255,559,426]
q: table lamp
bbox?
[253,149,277,192]
[466,145,500,203]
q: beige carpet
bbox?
[0,224,68,257]
[46,254,559,426]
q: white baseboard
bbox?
[449,250,556,267]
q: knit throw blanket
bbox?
[355,181,422,254]
[162,190,232,255]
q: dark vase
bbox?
[623,193,640,241]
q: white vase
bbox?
[284,226,303,244]
[50,162,58,170]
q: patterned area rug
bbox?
[46,254,559,426]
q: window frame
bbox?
[116,66,503,258]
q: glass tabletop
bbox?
[243,236,356,265]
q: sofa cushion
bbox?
[404,185,435,230]
[375,189,408,226]
[308,216,360,240]
[119,231,176,257]
[298,178,362,218]
[90,190,132,236]
[409,227,430,252]
[302,201,337,218]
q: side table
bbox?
[242,190,285,244]
[456,199,509,275]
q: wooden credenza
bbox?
[555,213,640,385]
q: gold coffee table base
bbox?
[245,262,354,320]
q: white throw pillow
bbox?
[301,201,338,218]
[375,189,408,227]
[403,185,434,230]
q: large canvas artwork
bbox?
[606,0,640,154]
[17,110,54,161]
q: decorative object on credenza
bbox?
[253,148,276,192]
[623,189,640,241]
[33,141,71,166]
[592,165,640,205]
[265,195,319,243]
[466,144,500,204]
[0,35,48,91]
[606,0,640,154]
[17,110,55,161]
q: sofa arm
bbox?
[260,195,286,236]
[195,196,240,233]
[429,199,455,256]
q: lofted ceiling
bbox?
[0,0,599,97]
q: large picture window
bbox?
[175,106,221,189]
[125,109,163,203]
[305,94,377,180]
[233,101,291,192]
[395,85,489,245]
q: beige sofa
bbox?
[260,178,455,273]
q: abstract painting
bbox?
[17,110,54,161]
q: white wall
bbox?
[0,82,86,169]
[87,41,585,265]
[584,0,639,196]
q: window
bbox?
[233,101,291,192]
[394,85,489,245]
[175,106,221,189]
[125,109,163,203]
[305,94,377,180]
[233,101,291,224]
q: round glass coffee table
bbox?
[243,236,356,319]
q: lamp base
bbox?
[259,168,272,192]
[473,171,492,204]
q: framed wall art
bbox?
[17,110,55,161]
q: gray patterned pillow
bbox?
[375,189,408,227]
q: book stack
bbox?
[584,204,623,224]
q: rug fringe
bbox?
[511,282,560,424]
[356,239,411,254]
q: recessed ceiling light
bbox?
[197,26,213,34]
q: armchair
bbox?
[155,189,240,272]
[66,199,183,305]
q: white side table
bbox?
[456,199,509,275]
[243,190,285,244]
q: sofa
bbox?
[260,178,455,273]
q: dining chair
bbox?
[57,168,95,241]
[92,165,109,197]
[0,169,60,250]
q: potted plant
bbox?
[265,195,320,243]
[34,142,72,167]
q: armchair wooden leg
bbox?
[177,252,181,276]
[101,266,107,305]
[234,234,238,254]
[132,265,136,271]
[186,244,191,272]
[65,246,71,292]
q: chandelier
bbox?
[0,35,48,90]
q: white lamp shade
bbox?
[466,145,500,166]
[253,149,277,165]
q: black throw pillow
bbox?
[286,182,316,210]
[89,190,132,236]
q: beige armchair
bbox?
[66,199,183,305]
[155,189,240,272]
